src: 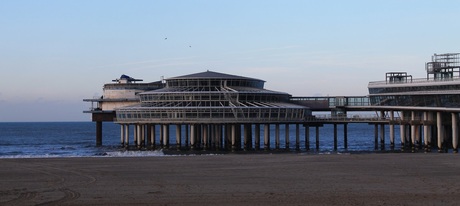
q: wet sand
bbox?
[0,153,459,205]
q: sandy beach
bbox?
[0,153,459,206]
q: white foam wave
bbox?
[104,150,166,157]
[0,154,79,159]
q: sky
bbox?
[0,0,459,122]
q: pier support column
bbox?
[176,124,182,150]
[190,124,196,149]
[254,124,260,150]
[275,124,280,149]
[315,126,320,150]
[150,125,155,148]
[264,124,270,150]
[295,124,300,150]
[96,121,102,146]
[423,112,430,152]
[380,111,385,150]
[344,123,348,149]
[452,113,458,153]
[333,124,338,151]
[210,124,215,149]
[196,125,202,149]
[133,125,137,147]
[389,111,395,148]
[124,125,129,148]
[437,112,443,152]
[134,125,138,148]
[141,126,145,147]
[416,125,421,149]
[138,125,143,148]
[400,111,406,150]
[305,126,310,150]
[242,124,247,150]
[120,124,125,146]
[244,124,252,150]
[214,125,219,149]
[216,124,222,150]
[285,124,290,150]
[248,124,253,149]
[231,124,237,150]
[141,125,146,148]
[146,125,151,147]
[210,125,215,149]
[138,124,145,148]
[159,125,163,147]
[411,111,416,151]
[163,124,169,149]
[212,125,217,149]
[225,124,231,150]
[380,123,385,150]
[236,125,242,149]
[374,124,378,150]
[184,125,189,149]
[203,125,208,150]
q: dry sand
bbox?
[0,153,459,206]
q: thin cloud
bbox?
[129,62,197,71]
[224,45,304,55]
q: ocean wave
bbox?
[0,154,75,159]
[103,150,166,157]
[0,150,167,159]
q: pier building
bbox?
[114,70,309,150]
[83,53,460,153]
[368,53,460,152]
[83,74,164,145]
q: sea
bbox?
[0,122,403,158]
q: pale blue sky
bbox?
[0,0,459,121]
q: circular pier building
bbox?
[115,71,310,150]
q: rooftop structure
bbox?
[84,74,164,112]
[112,74,143,83]
[426,53,460,80]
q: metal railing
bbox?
[305,114,391,123]
[369,76,460,86]
[290,96,370,108]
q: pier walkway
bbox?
[84,54,460,153]
[86,95,458,152]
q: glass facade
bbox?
[369,83,460,94]
[369,94,460,107]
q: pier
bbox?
[84,53,460,153]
